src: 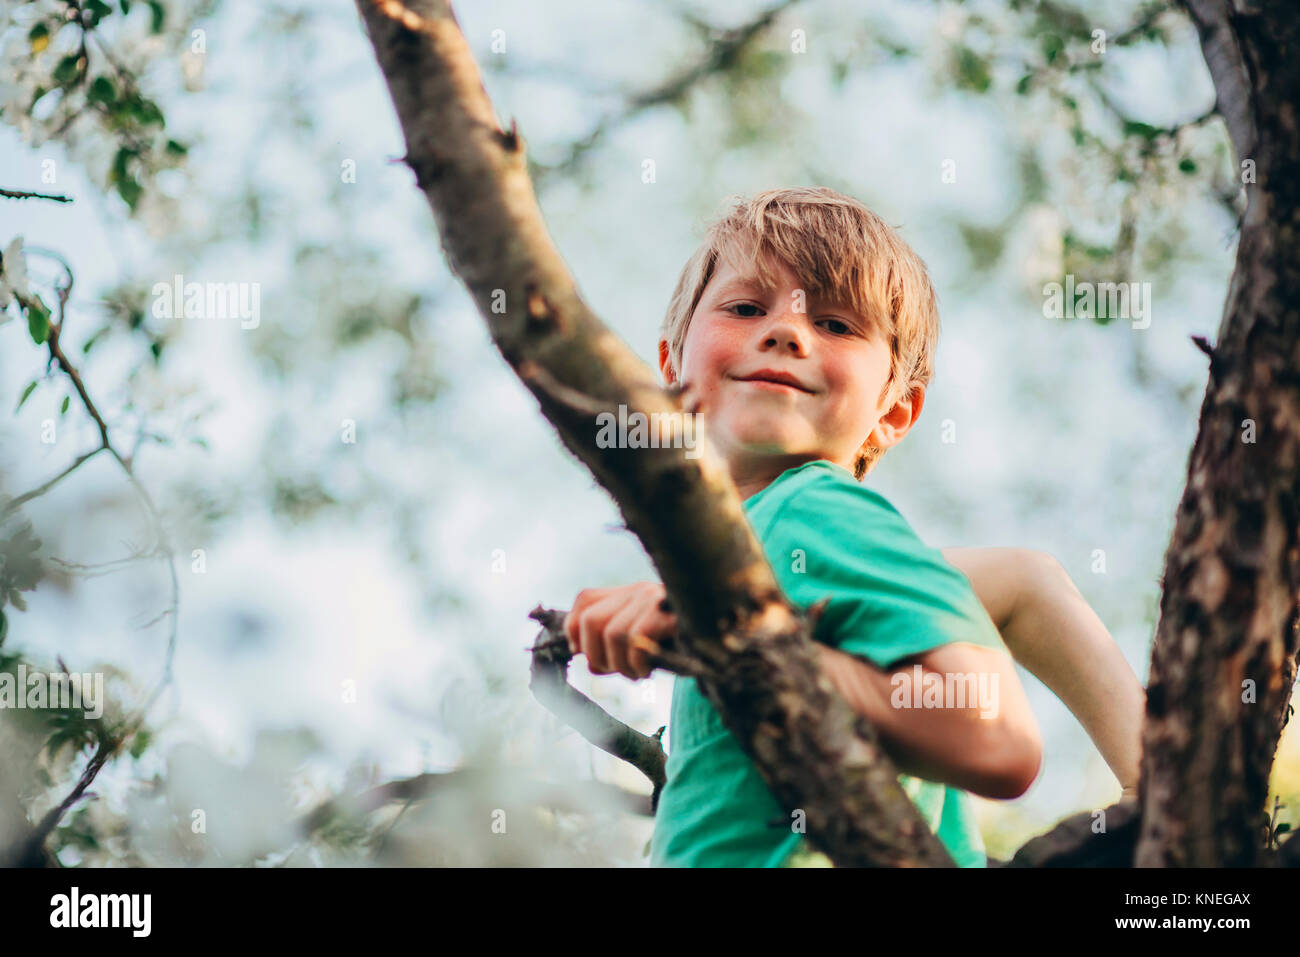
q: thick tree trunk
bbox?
[353,0,951,866]
[1136,1,1300,866]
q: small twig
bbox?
[299,768,653,840]
[0,188,74,204]
[528,606,696,814]
[528,0,804,182]
[5,737,117,867]
[0,270,182,864]
[371,796,415,861]
[0,447,108,518]
[48,545,161,577]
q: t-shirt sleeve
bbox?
[756,473,1009,668]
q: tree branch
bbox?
[299,768,655,841]
[1,264,180,866]
[527,0,804,184]
[527,606,685,813]
[0,187,74,203]
[1181,0,1257,163]
[1001,796,1141,867]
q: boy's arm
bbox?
[816,642,1042,800]
[564,582,1042,798]
[939,547,1145,792]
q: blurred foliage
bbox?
[0,519,44,621]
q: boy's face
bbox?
[659,251,922,481]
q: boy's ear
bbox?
[869,384,925,451]
[658,339,677,385]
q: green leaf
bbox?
[1016,73,1033,96]
[59,395,70,415]
[1041,34,1064,66]
[111,145,136,183]
[108,147,144,209]
[28,22,50,53]
[116,177,143,210]
[954,47,992,94]
[53,54,83,86]
[81,328,106,354]
[131,96,165,128]
[16,380,38,412]
[129,728,152,759]
[1122,120,1162,141]
[88,75,116,106]
[120,0,132,14]
[165,138,188,156]
[84,0,114,27]
[1178,156,1197,174]
[830,59,849,90]
[147,0,165,33]
[27,296,50,345]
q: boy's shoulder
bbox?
[744,459,915,544]
[744,458,1006,666]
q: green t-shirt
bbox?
[648,458,1009,867]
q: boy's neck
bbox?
[729,451,845,501]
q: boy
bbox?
[563,187,1145,866]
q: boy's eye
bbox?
[728,303,764,318]
[820,318,852,335]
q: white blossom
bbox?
[0,236,30,314]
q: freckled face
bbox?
[670,253,894,473]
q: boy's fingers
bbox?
[628,596,670,678]
[629,634,661,678]
[603,602,644,679]
[585,592,632,674]
[564,591,597,652]
[578,603,611,673]
[565,585,672,679]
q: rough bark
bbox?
[1136,1,1300,866]
[354,0,951,866]
[1001,797,1142,867]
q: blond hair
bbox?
[659,186,939,479]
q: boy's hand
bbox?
[563,582,677,680]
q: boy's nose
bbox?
[758,313,810,356]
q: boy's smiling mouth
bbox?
[730,368,816,394]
